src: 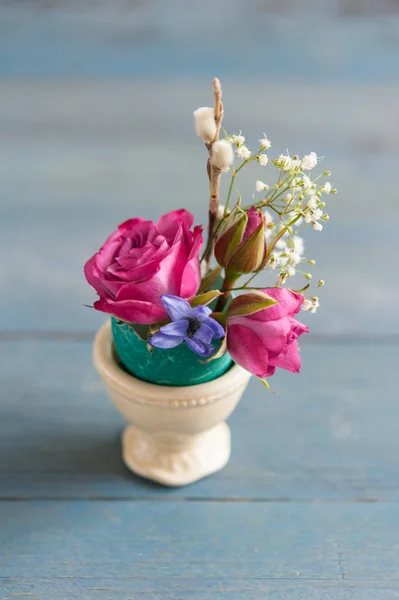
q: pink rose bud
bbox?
[214,206,267,276]
[226,287,309,378]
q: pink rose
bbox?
[227,288,309,378]
[84,209,203,324]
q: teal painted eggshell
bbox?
[111,317,232,387]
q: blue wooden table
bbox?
[1,3,399,598]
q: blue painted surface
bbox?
[1,3,398,598]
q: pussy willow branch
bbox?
[201,78,224,274]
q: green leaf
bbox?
[190,290,222,307]
[199,265,223,293]
[259,377,277,396]
[228,291,277,318]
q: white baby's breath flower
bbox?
[302,298,313,311]
[236,145,251,160]
[286,265,296,277]
[312,221,323,232]
[193,107,216,143]
[309,296,320,313]
[269,251,282,270]
[278,154,293,171]
[312,208,323,221]
[259,134,271,150]
[292,235,304,255]
[255,180,269,192]
[322,182,332,193]
[210,140,234,171]
[275,238,287,250]
[284,193,293,203]
[307,196,318,210]
[302,175,313,190]
[231,131,245,146]
[304,212,312,224]
[287,250,302,265]
[258,154,268,167]
[290,157,301,170]
[301,152,318,171]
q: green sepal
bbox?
[227,218,266,275]
[259,377,276,396]
[227,291,277,318]
[214,206,247,268]
[190,290,222,307]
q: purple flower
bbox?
[149,295,225,358]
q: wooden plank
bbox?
[1,501,399,599]
[0,82,398,334]
[0,2,399,80]
[0,340,397,500]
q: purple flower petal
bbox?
[185,336,215,357]
[204,316,225,339]
[190,305,212,321]
[161,295,191,321]
[194,322,215,345]
[160,319,189,337]
[149,331,184,349]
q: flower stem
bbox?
[202,78,224,274]
[215,272,238,312]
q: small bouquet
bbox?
[84,79,336,391]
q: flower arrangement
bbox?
[85,78,336,391]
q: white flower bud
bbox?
[258,154,268,167]
[305,273,312,280]
[302,298,312,311]
[308,259,316,265]
[318,279,325,287]
[259,134,272,150]
[210,140,234,171]
[255,180,269,192]
[236,145,251,160]
[312,221,323,232]
[301,152,318,171]
[193,107,217,143]
[231,132,245,146]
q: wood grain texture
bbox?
[0,340,396,500]
[2,501,399,599]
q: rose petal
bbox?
[180,226,203,298]
[227,324,270,378]
[249,288,304,322]
[228,316,291,358]
[156,209,194,243]
[94,297,166,325]
[268,339,302,373]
